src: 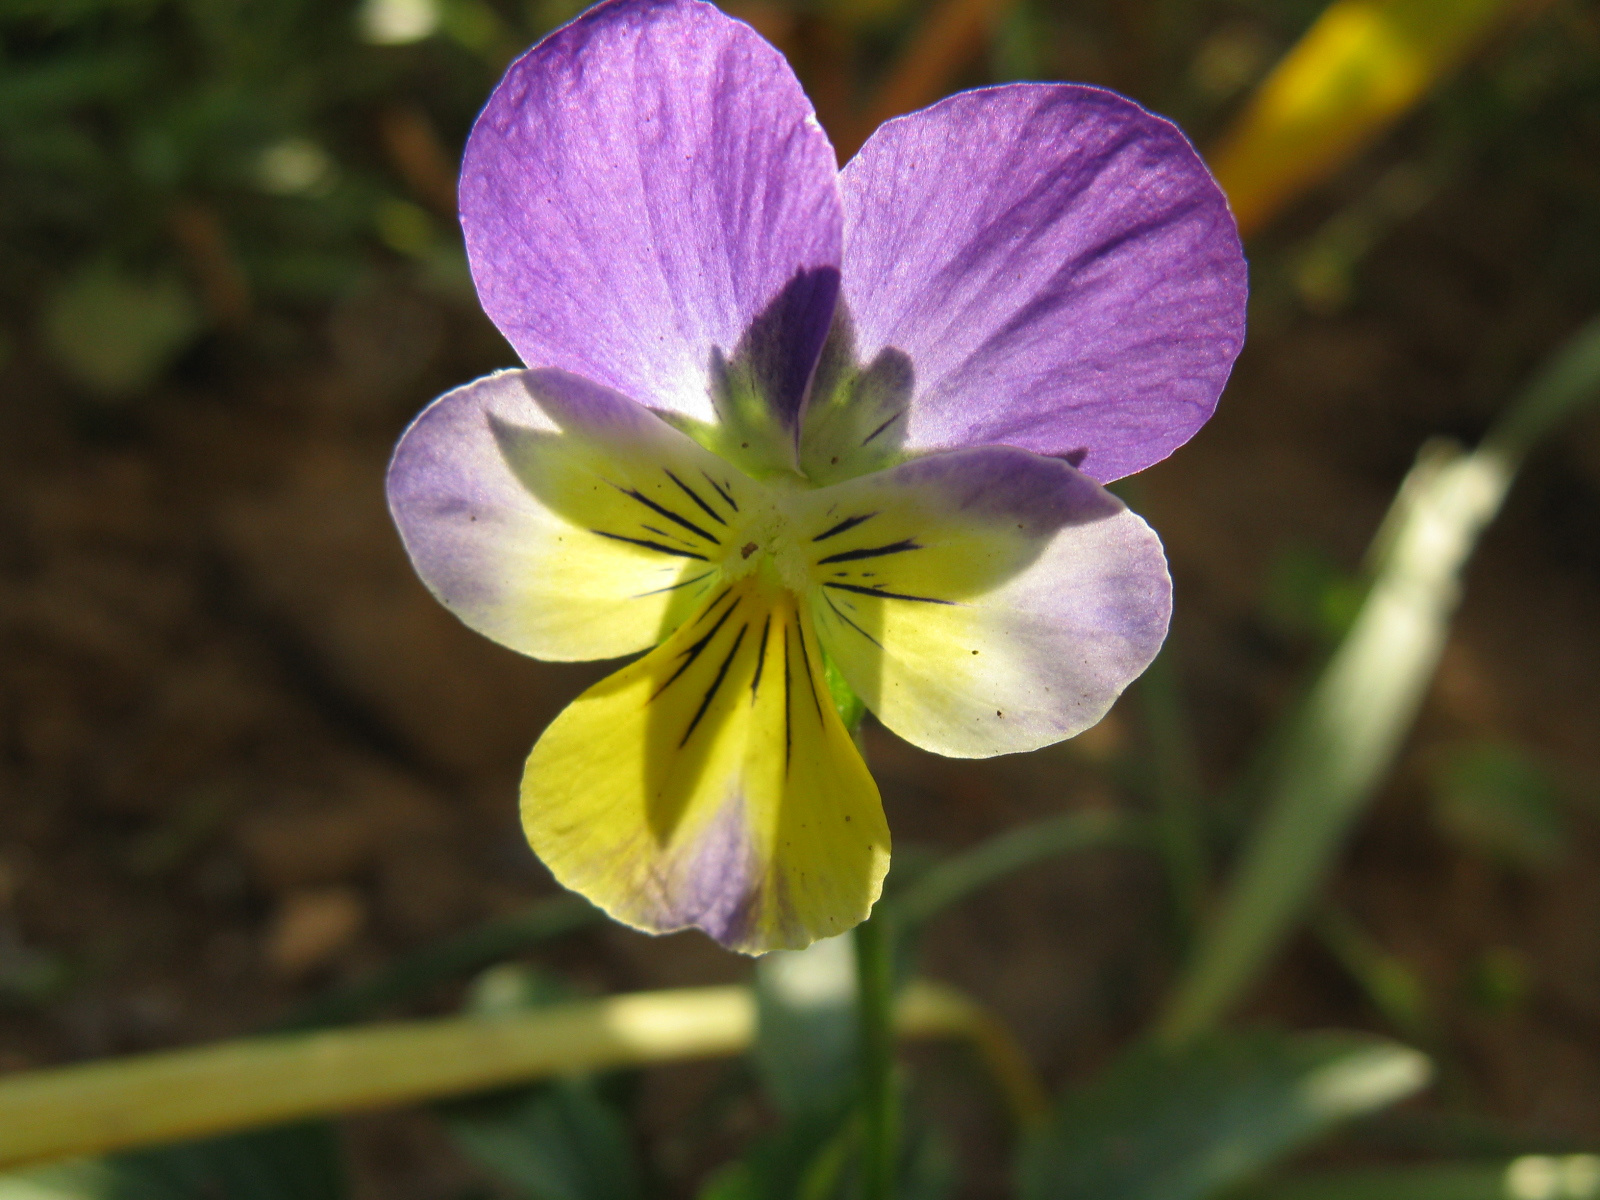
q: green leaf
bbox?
[694,1161,757,1200]
[0,1125,346,1200]
[1017,1032,1431,1200]
[886,811,1144,934]
[0,987,756,1167]
[698,1100,958,1200]
[41,266,200,398]
[1428,742,1569,870]
[714,1112,855,1200]
[441,1082,639,1200]
[438,963,640,1200]
[755,935,859,1120]
[1312,907,1434,1043]
[729,938,861,1200]
[899,1119,958,1200]
[1158,316,1600,1042]
[106,1125,345,1200]
[1263,545,1366,644]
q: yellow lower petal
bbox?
[520,573,889,954]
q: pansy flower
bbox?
[387,0,1245,954]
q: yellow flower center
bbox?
[717,476,823,596]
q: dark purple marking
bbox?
[750,614,772,701]
[680,623,748,746]
[812,513,877,542]
[824,581,954,605]
[822,589,882,648]
[593,530,708,560]
[651,596,739,700]
[664,469,727,526]
[702,470,739,512]
[860,409,904,446]
[616,484,720,544]
[816,538,921,565]
[632,570,714,598]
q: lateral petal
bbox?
[837,83,1246,483]
[461,0,843,453]
[386,369,754,662]
[521,576,889,953]
[800,447,1171,757]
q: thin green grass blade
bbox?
[275,894,602,1031]
[1237,1157,1600,1200]
[1137,647,1210,945]
[1311,905,1435,1045]
[1157,317,1600,1042]
[886,810,1148,933]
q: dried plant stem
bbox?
[1210,0,1547,235]
[0,980,1016,1172]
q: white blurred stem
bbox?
[0,980,1030,1173]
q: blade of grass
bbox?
[886,810,1148,933]
[0,981,1026,1171]
[1157,317,1600,1042]
[274,894,602,1031]
[1137,648,1210,945]
[1312,904,1435,1045]
[1114,480,1209,944]
[1211,0,1547,237]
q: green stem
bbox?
[826,652,895,1197]
[854,909,897,1200]
[1138,647,1209,946]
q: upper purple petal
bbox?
[838,83,1247,482]
[461,0,844,430]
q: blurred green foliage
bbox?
[1018,1032,1429,1200]
[7,0,1600,399]
[3,0,1600,1197]
[1428,741,1571,870]
[0,0,566,392]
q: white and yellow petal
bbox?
[386,368,757,662]
[520,574,888,954]
[796,447,1171,758]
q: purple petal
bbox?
[461,0,843,433]
[804,445,1171,756]
[838,83,1247,482]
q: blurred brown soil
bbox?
[2,215,1600,1196]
